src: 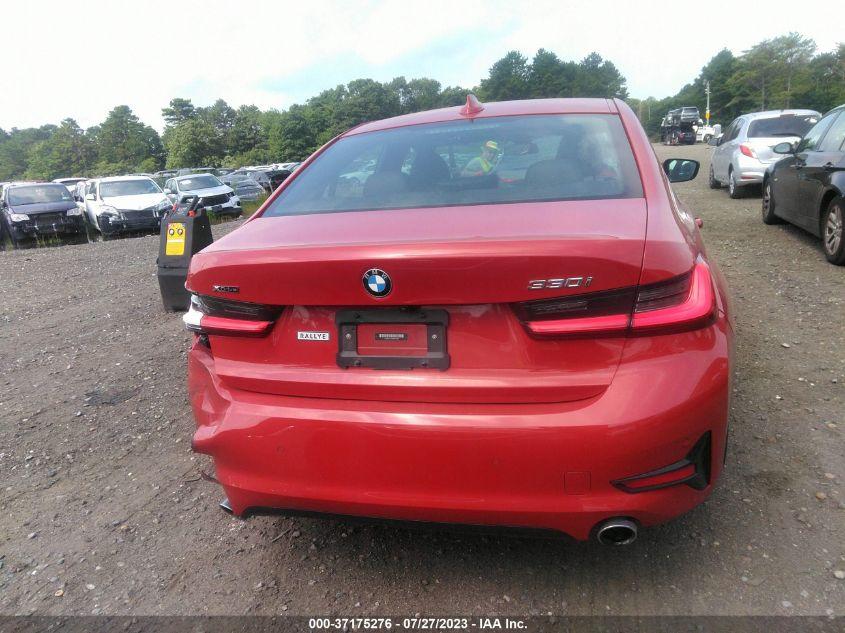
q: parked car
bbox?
[163,174,241,217]
[72,180,89,202]
[220,173,266,201]
[266,169,292,191]
[229,169,272,193]
[183,96,731,544]
[53,177,88,192]
[709,109,820,198]
[1,182,86,247]
[696,122,720,143]
[762,103,845,265]
[83,176,171,237]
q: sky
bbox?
[1,0,842,132]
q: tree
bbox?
[479,51,531,101]
[527,49,577,97]
[0,125,56,180]
[227,105,266,157]
[727,39,781,112]
[162,98,196,126]
[769,33,816,108]
[268,104,316,162]
[24,119,95,180]
[574,53,628,99]
[94,106,163,173]
[163,118,219,168]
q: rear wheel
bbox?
[822,198,845,265]
[761,179,783,225]
[728,169,744,199]
[703,134,712,144]
[708,164,721,189]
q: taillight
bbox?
[739,143,757,158]
[183,294,283,337]
[514,287,635,337]
[515,260,717,338]
[631,260,717,334]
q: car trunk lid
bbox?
[187,200,647,404]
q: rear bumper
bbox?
[189,316,733,541]
[733,155,774,185]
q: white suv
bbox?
[83,176,172,236]
[163,174,241,217]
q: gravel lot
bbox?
[1,143,843,617]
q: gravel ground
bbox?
[0,143,843,617]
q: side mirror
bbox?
[85,193,95,201]
[163,188,172,195]
[663,158,700,183]
[773,141,796,155]
[708,134,722,147]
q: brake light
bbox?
[515,260,716,337]
[183,294,283,337]
[739,143,757,158]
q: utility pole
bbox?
[705,80,711,124]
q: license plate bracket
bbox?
[336,308,449,370]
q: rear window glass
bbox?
[263,114,643,217]
[748,115,818,138]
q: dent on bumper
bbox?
[189,318,732,541]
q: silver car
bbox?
[709,109,820,198]
[163,174,241,217]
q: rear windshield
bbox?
[8,184,73,205]
[99,179,161,197]
[748,114,818,138]
[263,114,643,217]
[178,175,222,190]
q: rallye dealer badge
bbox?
[297,331,330,341]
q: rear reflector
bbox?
[612,432,711,493]
[183,294,282,337]
[516,260,716,338]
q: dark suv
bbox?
[1,182,87,247]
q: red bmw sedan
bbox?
[185,97,733,544]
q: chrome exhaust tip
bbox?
[596,518,638,546]
[219,497,233,514]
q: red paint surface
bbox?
[186,98,733,540]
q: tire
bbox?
[703,134,712,144]
[822,198,845,265]
[761,179,783,225]
[728,169,744,199]
[708,164,721,189]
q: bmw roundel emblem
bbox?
[363,268,392,297]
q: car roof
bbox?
[742,109,820,120]
[175,173,218,181]
[7,181,52,189]
[346,98,617,136]
[94,175,156,183]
